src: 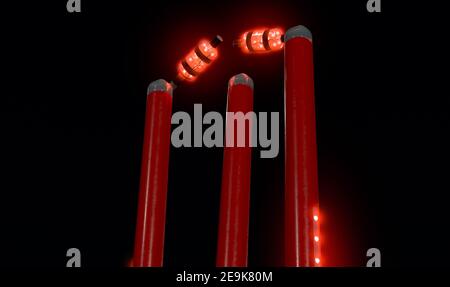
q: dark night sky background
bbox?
[1,0,448,269]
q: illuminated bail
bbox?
[177,35,223,82]
[237,28,284,53]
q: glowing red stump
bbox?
[133,79,173,267]
[284,25,321,267]
[217,73,254,267]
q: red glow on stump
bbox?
[133,80,173,267]
[217,74,254,267]
[284,26,320,267]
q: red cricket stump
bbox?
[217,73,254,267]
[284,25,321,267]
[133,79,173,267]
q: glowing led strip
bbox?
[313,207,321,266]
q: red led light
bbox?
[177,36,222,82]
[237,28,284,53]
[313,207,321,266]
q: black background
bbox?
[1,0,448,269]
